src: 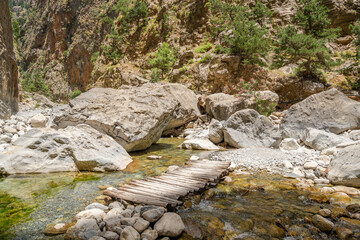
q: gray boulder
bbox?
[142,208,165,223]
[208,119,224,144]
[328,143,360,187]
[53,84,179,152]
[179,138,220,151]
[162,84,200,131]
[280,88,360,139]
[120,226,140,240]
[0,124,132,174]
[224,109,281,148]
[65,219,100,240]
[154,213,185,237]
[141,229,158,240]
[205,91,279,121]
[302,128,354,151]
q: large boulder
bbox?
[154,213,185,237]
[53,84,179,152]
[328,143,360,187]
[280,88,360,139]
[208,119,224,144]
[302,128,354,151]
[0,0,19,119]
[162,84,200,131]
[205,91,279,121]
[65,219,101,240]
[0,124,132,174]
[224,109,281,148]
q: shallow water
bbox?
[0,138,359,240]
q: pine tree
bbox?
[273,0,339,78]
[149,43,176,79]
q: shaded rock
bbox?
[0,0,19,119]
[65,219,101,240]
[318,209,331,217]
[179,138,220,150]
[328,143,360,187]
[89,237,106,240]
[141,229,158,240]
[163,84,200,131]
[102,231,119,240]
[335,227,353,240]
[103,215,122,231]
[279,138,300,151]
[0,124,132,174]
[86,203,109,211]
[182,219,203,240]
[142,208,165,223]
[302,128,353,151]
[30,113,48,128]
[280,88,360,139]
[340,217,360,231]
[312,215,334,233]
[120,226,140,240]
[208,119,224,144]
[154,213,185,237]
[108,201,125,210]
[133,218,149,233]
[205,93,245,121]
[120,218,136,226]
[224,109,281,148]
[53,85,178,152]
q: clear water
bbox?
[1,138,359,240]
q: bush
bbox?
[273,0,339,78]
[150,68,161,82]
[149,43,176,78]
[350,20,360,59]
[194,42,213,53]
[199,54,212,63]
[21,69,49,96]
[209,0,272,66]
[70,90,82,99]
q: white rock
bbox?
[314,178,330,184]
[166,165,180,173]
[76,209,106,223]
[282,160,293,169]
[3,126,17,134]
[332,186,360,196]
[86,203,109,211]
[321,187,335,194]
[30,113,48,128]
[279,138,300,151]
[190,155,200,161]
[179,138,220,151]
[316,155,331,164]
[224,176,232,183]
[304,161,318,170]
[107,208,124,217]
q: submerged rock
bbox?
[0,124,132,174]
[280,88,360,139]
[224,109,281,148]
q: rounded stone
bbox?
[154,213,185,237]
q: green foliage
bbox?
[199,54,212,63]
[10,12,20,45]
[350,20,360,59]
[194,42,213,53]
[21,69,50,96]
[150,68,161,82]
[91,51,100,64]
[254,96,276,117]
[273,0,339,78]
[63,50,68,57]
[70,90,82,99]
[209,0,272,66]
[149,43,176,78]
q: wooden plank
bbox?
[141,179,198,193]
[103,189,168,207]
[131,179,193,193]
[166,172,216,182]
[126,182,189,196]
[117,187,182,205]
[147,177,202,192]
[153,175,206,188]
[119,184,181,199]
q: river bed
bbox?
[0,138,359,239]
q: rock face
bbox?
[53,84,179,152]
[328,143,360,187]
[162,83,200,131]
[302,128,354,151]
[224,109,281,148]
[0,124,132,174]
[280,88,360,139]
[0,0,19,119]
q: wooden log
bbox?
[148,177,203,191]
[103,189,169,207]
[118,184,181,199]
[126,181,189,196]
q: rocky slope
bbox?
[0,0,19,119]
[9,0,360,102]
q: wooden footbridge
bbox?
[104,160,230,208]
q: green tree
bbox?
[149,43,176,79]
[350,20,360,59]
[273,0,339,78]
[209,0,272,66]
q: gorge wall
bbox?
[0,0,19,119]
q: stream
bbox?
[0,138,359,240]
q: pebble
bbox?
[282,160,293,169]
[147,155,162,160]
[312,214,334,233]
[304,161,318,170]
[190,155,200,161]
[314,178,330,184]
[224,176,232,183]
[335,227,353,239]
[318,209,331,217]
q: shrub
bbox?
[194,42,213,53]
[70,90,82,99]
[150,68,161,82]
[209,0,272,66]
[273,0,339,78]
[149,43,176,78]
[350,20,360,59]
[21,69,49,96]
[199,54,212,63]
